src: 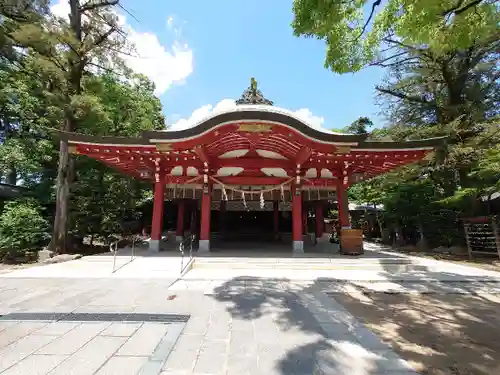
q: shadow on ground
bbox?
[210,277,410,374]
[333,288,500,375]
[208,256,500,375]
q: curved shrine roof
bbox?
[53,79,446,188]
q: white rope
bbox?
[209,176,294,195]
[242,191,247,209]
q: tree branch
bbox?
[354,0,381,41]
[376,86,437,107]
[80,0,119,13]
[442,0,485,16]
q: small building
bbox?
[53,79,445,253]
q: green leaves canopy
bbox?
[292,0,499,72]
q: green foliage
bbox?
[292,0,499,73]
[0,1,166,254]
[345,116,373,134]
[0,199,49,255]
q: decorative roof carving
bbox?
[236,77,274,105]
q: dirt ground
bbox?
[333,289,500,375]
[391,248,500,272]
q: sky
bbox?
[51,0,387,132]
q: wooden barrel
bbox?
[340,229,364,255]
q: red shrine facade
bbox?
[56,81,445,253]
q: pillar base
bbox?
[198,240,210,253]
[292,241,304,253]
[149,239,161,252]
[175,235,183,243]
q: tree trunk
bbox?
[51,137,70,254]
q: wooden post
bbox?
[150,176,165,252]
[292,184,303,253]
[337,184,350,229]
[199,181,212,252]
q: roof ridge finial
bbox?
[250,77,257,94]
[236,77,273,106]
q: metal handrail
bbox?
[179,234,195,274]
[111,235,138,273]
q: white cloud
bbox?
[50,1,193,96]
[168,99,330,132]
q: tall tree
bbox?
[9,0,126,253]
[292,0,499,73]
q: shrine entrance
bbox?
[55,78,445,255]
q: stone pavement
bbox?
[2,242,500,374]
[0,277,418,375]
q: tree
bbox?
[0,199,49,258]
[345,117,373,134]
[0,0,49,63]
[291,0,499,73]
[69,72,164,244]
[9,0,127,253]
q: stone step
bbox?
[192,258,424,271]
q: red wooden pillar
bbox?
[176,199,185,242]
[337,184,351,229]
[292,184,303,253]
[315,200,324,240]
[199,181,212,252]
[273,201,279,240]
[150,176,165,252]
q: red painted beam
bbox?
[193,146,210,165]
[295,147,313,166]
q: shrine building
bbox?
[56,80,445,254]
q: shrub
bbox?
[0,199,50,260]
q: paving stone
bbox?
[0,334,57,372]
[226,354,259,375]
[181,317,209,335]
[100,322,142,337]
[161,347,198,372]
[229,332,257,357]
[35,322,80,336]
[116,322,169,356]
[193,352,226,374]
[0,354,68,375]
[47,336,128,375]
[0,322,48,350]
[94,356,148,375]
[0,321,18,334]
[171,333,204,353]
[199,338,228,357]
[37,322,110,355]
